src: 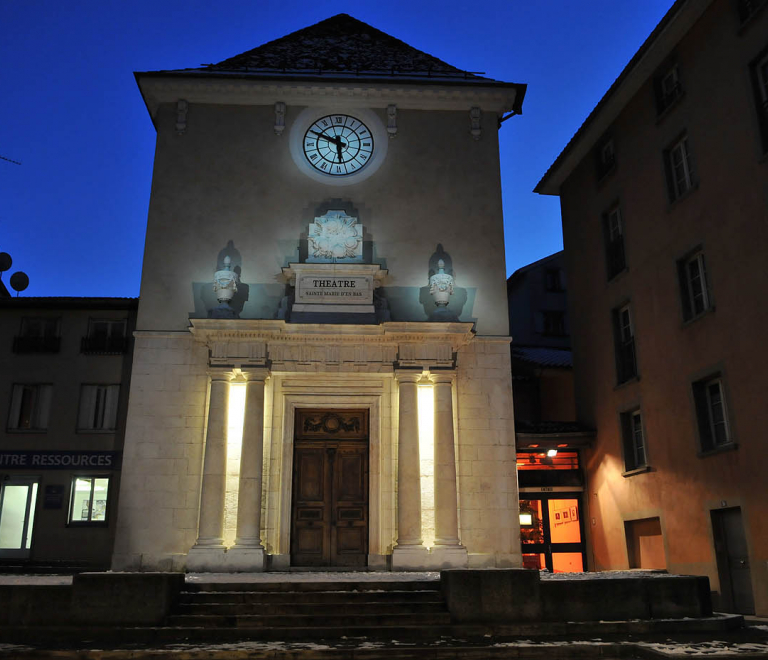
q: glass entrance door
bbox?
[520,496,585,572]
[0,478,39,559]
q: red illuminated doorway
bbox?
[520,495,586,573]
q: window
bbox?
[12,317,60,353]
[77,385,120,431]
[81,319,128,354]
[750,49,768,152]
[693,377,732,451]
[603,205,626,279]
[613,304,637,383]
[541,310,566,336]
[655,65,683,114]
[621,409,647,471]
[544,268,563,292]
[678,251,712,321]
[596,138,616,179]
[7,384,52,431]
[625,518,666,569]
[664,135,695,201]
[68,477,110,524]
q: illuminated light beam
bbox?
[223,382,246,546]
[417,383,435,548]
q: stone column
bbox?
[430,371,467,567]
[392,370,429,569]
[228,368,269,571]
[187,369,232,570]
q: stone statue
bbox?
[211,256,240,319]
[429,259,454,307]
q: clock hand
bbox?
[336,142,343,163]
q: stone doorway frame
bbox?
[265,380,392,569]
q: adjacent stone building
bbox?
[536,0,768,615]
[0,295,137,569]
[111,15,527,572]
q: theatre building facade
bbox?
[111,15,527,572]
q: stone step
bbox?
[166,612,452,628]
[185,580,439,593]
[178,589,443,604]
[175,600,447,616]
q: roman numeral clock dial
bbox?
[289,108,388,186]
[303,114,374,176]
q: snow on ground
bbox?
[0,574,71,585]
[186,570,440,583]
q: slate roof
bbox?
[204,14,487,81]
[512,346,573,369]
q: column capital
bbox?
[242,367,270,383]
[395,369,423,384]
[207,368,234,382]
[429,370,456,385]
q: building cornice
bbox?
[136,73,523,124]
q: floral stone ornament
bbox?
[307,210,363,263]
[211,256,240,319]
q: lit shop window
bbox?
[69,477,110,524]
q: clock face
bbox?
[302,114,374,177]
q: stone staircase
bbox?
[166,579,453,640]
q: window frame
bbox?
[6,383,53,432]
[67,475,111,526]
[677,249,713,322]
[692,374,735,454]
[544,268,563,292]
[541,310,567,336]
[664,134,696,202]
[613,303,638,385]
[654,62,684,117]
[76,384,120,433]
[595,137,616,180]
[620,408,649,474]
[81,318,129,355]
[13,317,61,354]
[603,204,627,280]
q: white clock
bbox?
[289,108,388,186]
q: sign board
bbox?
[295,275,373,305]
[44,484,65,509]
[0,451,122,470]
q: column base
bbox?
[429,545,468,569]
[222,546,266,572]
[391,545,430,570]
[186,545,227,572]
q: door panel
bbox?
[291,411,369,567]
[520,495,585,573]
[711,507,754,614]
[331,445,368,566]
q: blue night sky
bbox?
[0,0,674,297]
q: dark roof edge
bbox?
[135,69,526,90]
[508,249,564,282]
[534,0,697,195]
[0,297,139,310]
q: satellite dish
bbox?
[10,271,29,296]
[0,252,11,275]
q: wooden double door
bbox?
[290,410,369,567]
